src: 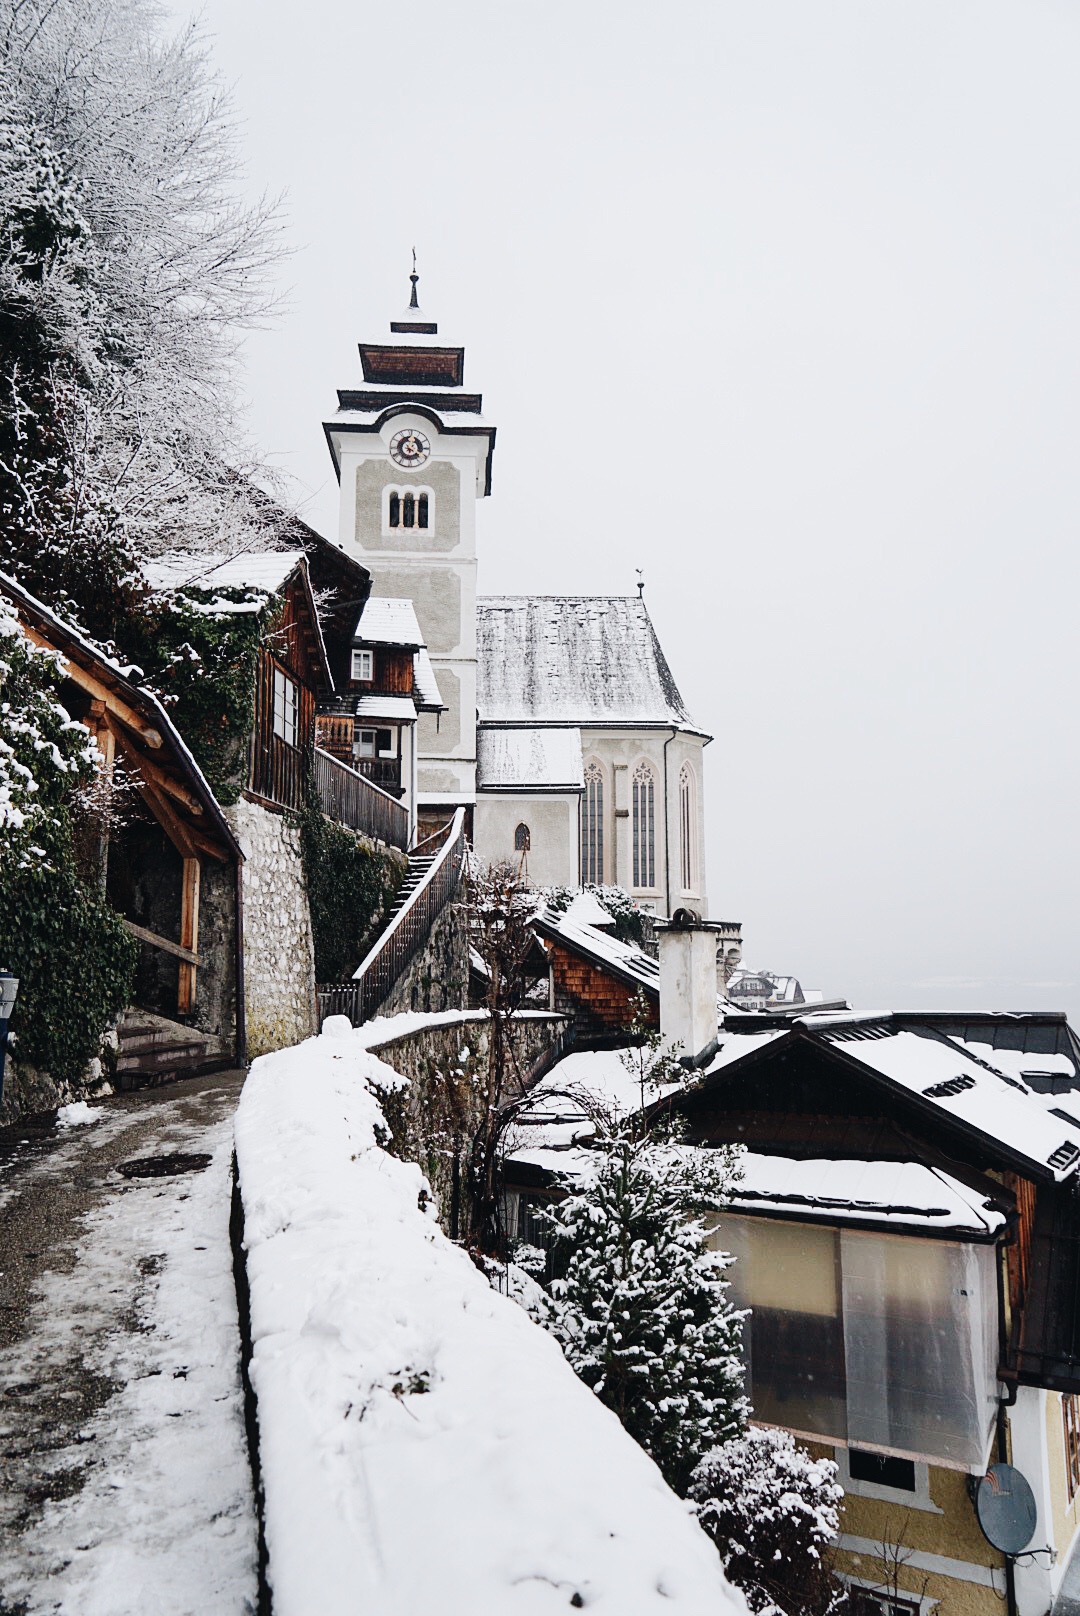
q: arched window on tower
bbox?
[386,486,435,531]
[632,761,656,889]
[514,822,531,853]
[402,492,415,528]
[679,764,695,891]
[418,493,429,529]
[388,491,400,527]
[581,762,604,884]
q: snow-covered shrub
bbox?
[542,1121,748,1496]
[690,1426,846,1616]
[541,882,651,946]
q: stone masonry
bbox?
[226,797,317,1058]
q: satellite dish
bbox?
[975,1463,1037,1555]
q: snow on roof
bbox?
[811,1019,1080,1182]
[356,596,426,648]
[563,889,616,927]
[143,549,303,598]
[354,695,417,723]
[234,1029,745,1615]
[730,1155,1006,1236]
[477,596,703,731]
[477,727,584,791]
[413,646,442,709]
[534,906,661,995]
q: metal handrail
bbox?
[317,807,467,1026]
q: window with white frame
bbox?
[271,666,299,748]
[356,728,397,760]
[679,764,695,890]
[581,762,604,884]
[385,486,432,532]
[351,648,373,681]
[632,761,656,888]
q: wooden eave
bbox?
[0,572,241,864]
[531,920,660,1000]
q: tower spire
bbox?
[409,247,420,310]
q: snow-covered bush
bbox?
[690,1426,846,1616]
[541,1121,748,1496]
[542,882,651,946]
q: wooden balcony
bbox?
[313,747,409,850]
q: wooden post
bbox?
[178,857,201,1013]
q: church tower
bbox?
[324,267,495,823]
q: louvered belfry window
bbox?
[581,762,604,884]
[632,761,655,889]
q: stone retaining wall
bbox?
[227,797,317,1059]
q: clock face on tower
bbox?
[389,428,431,469]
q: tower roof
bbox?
[357,260,466,389]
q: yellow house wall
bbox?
[1045,1392,1080,1574]
[802,1441,1007,1613]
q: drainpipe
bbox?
[663,728,677,919]
[409,722,418,849]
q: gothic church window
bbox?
[632,762,656,888]
[679,764,695,890]
[581,762,604,884]
[514,822,531,853]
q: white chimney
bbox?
[655,910,724,1066]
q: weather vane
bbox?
[636,569,645,599]
[409,246,419,309]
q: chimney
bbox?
[655,910,725,1067]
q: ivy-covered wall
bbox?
[297,799,407,983]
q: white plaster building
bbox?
[324,274,710,914]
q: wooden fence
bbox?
[312,746,409,851]
[317,807,466,1026]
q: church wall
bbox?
[473,793,580,888]
[580,729,708,917]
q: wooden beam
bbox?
[122,918,200,966]
[178,856,200,1012]
[21,623,163,747]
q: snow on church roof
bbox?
[476,596,705,732]
[477,727,584,791]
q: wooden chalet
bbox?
[0,572,244,1071]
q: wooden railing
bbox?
[317,807,466,1026]
[312,747,409,851]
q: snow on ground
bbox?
[235,1021,747,1616]
[0,1099,256,1614]
[54,1100,103,1128]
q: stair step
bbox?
[116,1041,210,1071]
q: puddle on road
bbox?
[116,1153,212,1180]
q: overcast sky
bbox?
[171,0,1080,1017]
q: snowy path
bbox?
[0,1073,257,1615]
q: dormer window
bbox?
[385,486,432,532]
[351,648,373,682]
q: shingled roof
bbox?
[476,596,704,732]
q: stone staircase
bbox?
[114,1011,229,1091]
[380,849,438,927]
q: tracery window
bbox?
[514,822,531,853]
[632,761,656,889]
[386,486,432,531]
[581,762,604,884]
[679,764,695,891]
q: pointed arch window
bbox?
[679,764,695,891]
[632,761,656,889]
[514,822,531,853]
[581,762,604,884]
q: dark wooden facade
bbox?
[248,567,326,812]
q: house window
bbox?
[386,486,433,531]
[357,728,396,760]
[1064,1395,1080,1499]
[632,761,656,889]
[848,1450,916,1492]
[848,1592,921,1616]
[515,822,531,853]
[713,1214,999,1469]
[271,666,299,748]
[582,762,604,884]
[679,764,695,890]
[351,648,373,681]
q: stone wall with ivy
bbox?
[297,801,406,985]
[227,797,318,1059]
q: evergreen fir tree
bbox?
[543,1121,748,1496]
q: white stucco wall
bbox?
[473,793,580,888]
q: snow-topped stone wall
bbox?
[226,798,317,1058]
[234,1025,748,1616]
